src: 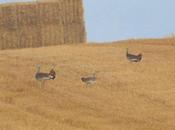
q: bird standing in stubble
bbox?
[126,48,142,62]
[81,73,96,87]
[35,64,56,87]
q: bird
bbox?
[81,73,96,87]
[126,48,142,62]
[35,64,56,86]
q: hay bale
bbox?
[64,22,86,44]
[1,31,18,49]
[16,3,38,26]
[41,24,64,46]
[2,5,18,30]
[37,2,64,25]
[0,0,86,50]
[18,25,42,48]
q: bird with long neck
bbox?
[81,72,98,87]
[35,64,56,87]
[126,48,142,62]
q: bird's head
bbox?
[49,69,56,80]
[138,53,142,57]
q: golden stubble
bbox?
[0,39,175,130]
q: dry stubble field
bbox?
[0,39,175,130]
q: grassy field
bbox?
[0,38,175,130]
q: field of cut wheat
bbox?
[0,39,175,130]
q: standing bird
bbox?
[126,48,142,62]
[35,65,56,86]
[81,73,96,87]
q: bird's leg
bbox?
[86,83,90,87]
[37,81,41,87]
[40,81,43,88]
[41,80,45,87]
[43,80,45,86]
[37,81,42,88]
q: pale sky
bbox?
[1,0,175,42]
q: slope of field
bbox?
[0,39,175,130]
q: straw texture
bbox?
[0,0,86,50]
